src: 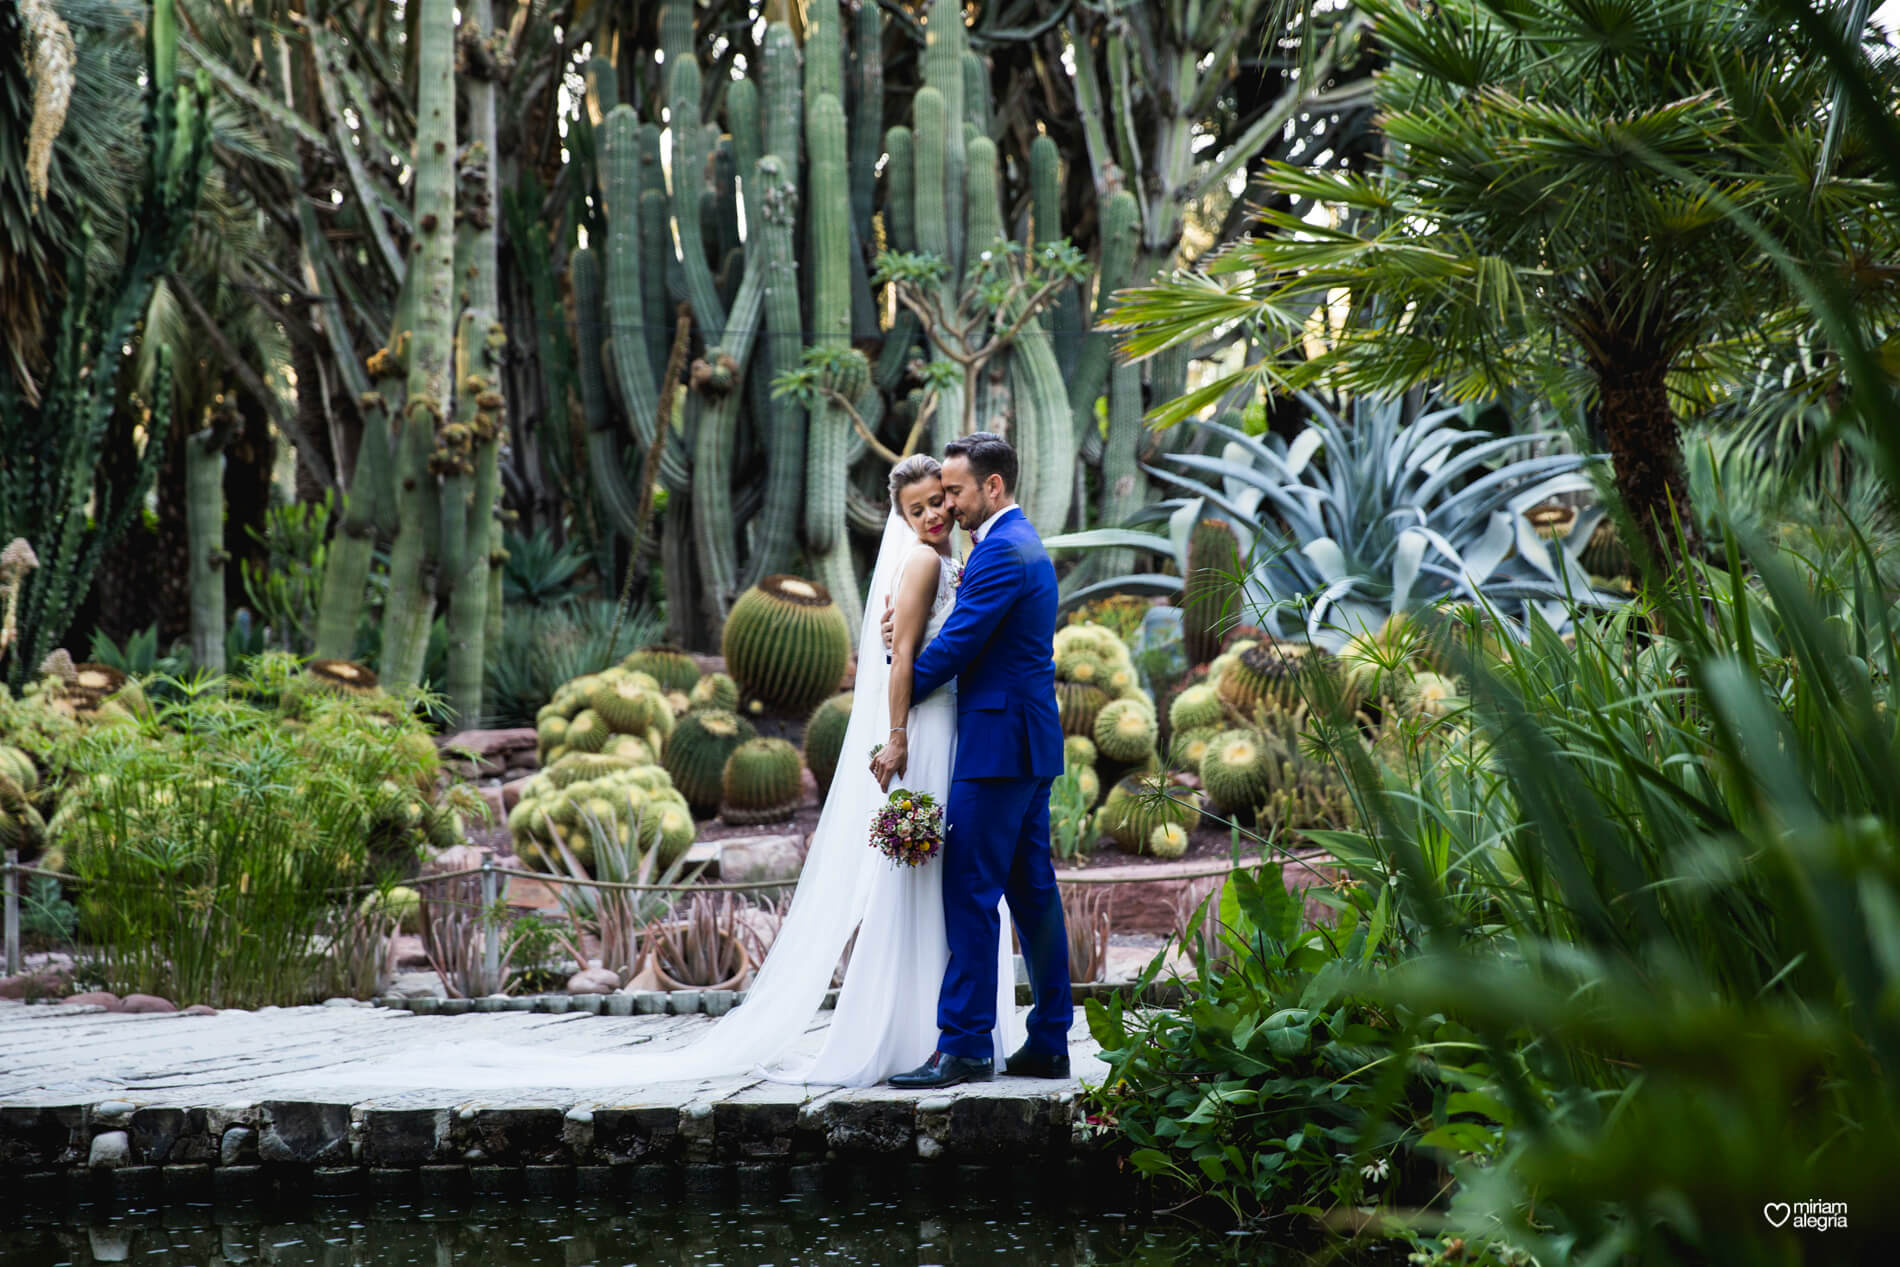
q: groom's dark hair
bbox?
[944,432,1017,495]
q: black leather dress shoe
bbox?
[888,1051,994,1089]
[1003,1043,1070,1079]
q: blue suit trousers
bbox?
[937,774,1074,1060]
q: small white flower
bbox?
[1361,1155,1390,1182]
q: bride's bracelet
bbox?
[889,727,906,735]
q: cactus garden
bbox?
[7,0,1900,1261]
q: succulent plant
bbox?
[564,708,612,753]
[722,575,852,715]
[1168,725,1221,774]
[1180,518,1243,665]
[689,671,740,712]
[306,658,381,696]
[1055,646,1111,687]
[0,744,38,793]
[1099,772,1199,855]
[589,674,672,735]
[1336,613,1425,700]
[663,707,758,817]
[802,692,853,799]
[721,737,804,825]
[1063,735,1098,768]
[1094,697,1158,764]
[1148,822,1190,860]
[1048,398,1621,649]
[1167,683,1224,734]
[1400,671,1464,721]
[1057,680,1111,738]
[1199,728,1271,820]
[1215,641,1327,720]
[622,643,701,692]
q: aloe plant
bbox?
[1048,395,1620,649]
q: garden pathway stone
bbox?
[0,999,1110,1179]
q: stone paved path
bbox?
[0,1001,1112,1179]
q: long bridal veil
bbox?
[293,513,930,1092]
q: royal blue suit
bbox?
[911,505,1073,1061]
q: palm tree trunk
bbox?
[1594,352,1696,567]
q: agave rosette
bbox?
[1049,395,1622,650]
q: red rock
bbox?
[501,775,535,811]
[182,1004,217,1017]
[63,991,123,1011]
[0,967,72,1000]
[566,967,620,995]
[121,994,177,1014]
[437,728,538,778]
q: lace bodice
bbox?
[926,553,963,636]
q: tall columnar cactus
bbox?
[1181,518,1243,664]
[803,92,861,634]
[668,56,724,338]
[376,0,459,692]
[922,2,967,281]
[183,414,225,672]
[745,149,806,588]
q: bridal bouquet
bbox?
[869,788,944,867]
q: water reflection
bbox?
[1,1193,1309,1266]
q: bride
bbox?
[309,456,1020,1092]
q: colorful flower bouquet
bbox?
[869,787,944,868]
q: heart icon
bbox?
[1763,1203,1791,1228]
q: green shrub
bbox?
[42,668,467,1007]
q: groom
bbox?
[879,433,1073,1089]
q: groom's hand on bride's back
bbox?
[881,594,895,652]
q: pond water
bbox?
[1,1192,1328,1267]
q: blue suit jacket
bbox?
[911,507,1065,781]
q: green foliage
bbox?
[500,527,588,608]
[241,493,332,652]
[42,663,460,1007]
[87,624,186,679]
[485,600,661,729]
[1089,866,1497,1224]
[20,873,76,945]
[1050,396,1616,649]
[1048,765,1096,863]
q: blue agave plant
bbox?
[1047,395,1621,650]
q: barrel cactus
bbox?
[1167,683,1224,734]
[1056,681,1110,738]
[1180,518,1242,665]
[663,707,758,816]
[722,575,852,715]
[590,674,673,735]
[802,692,854,798]
[1215,641,1319,720]
[689,671,740,712]
[1093,697,1157,764]
[1200,728,1271,820]
[1168,726,1220,775]
[1148,822,1190,860]
[1063,735,1097,768]
[564,708,612,753]
[721,737,804,825]
[1099,772,1198,855]
[622,643,701,692]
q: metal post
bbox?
[4,850,21,978]
[480,859,499,992]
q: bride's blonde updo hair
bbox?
[887,454,943,513]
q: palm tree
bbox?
[1107,0,1900,563]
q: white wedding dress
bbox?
[285,513,1021,1094]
